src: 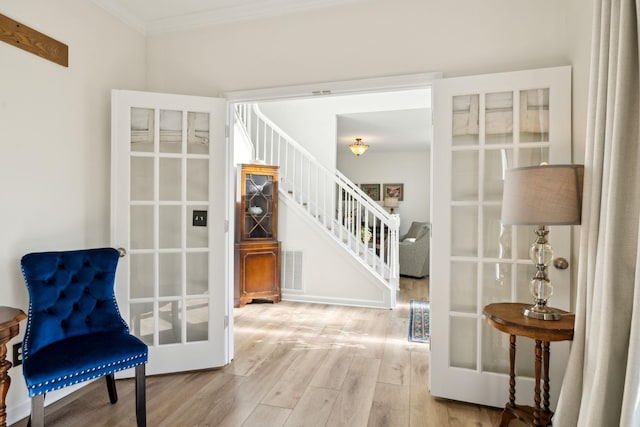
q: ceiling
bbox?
[337,109,431,153]
[91,0,366,35]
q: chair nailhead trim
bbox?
[29,352,147,395]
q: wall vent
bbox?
[282,250,303,291]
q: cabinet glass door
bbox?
[431,66,573,408]
[243,172,274,239]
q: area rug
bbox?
[409,300,430,344]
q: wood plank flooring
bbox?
[12,276,503,426]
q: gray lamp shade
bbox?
[501,164,584,225]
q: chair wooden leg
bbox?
[105,373,118,404]
[135,364,146,427]
[30,394,45,427]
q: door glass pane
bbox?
[131,108,154,153]
[452,206,478,256]
[452,151,479,201]
[483,205,502,258]
[160,158,182,201]
[159,110,182,153]
[482,323,509,374]
[485,92,513,145]
[130,302,154,346]
[187,112,210,155]
[159,206,181,249]
[451,316,477,369]
[187,159,209,201]
[515,337,535,377]
[130,206,154,249]
[187,206,209,248]
[159,252,182,296]
[452,94,479,146]
[131,157,154,200]
[516,263,538,304]
[516,226,536,259]
[484,149,512,201]
[186,299,208,342]
[130,253,154,298]
[451,262,477,313]
[483,262,512,305]
[518,147,549,168]
[159,300,182,345]
[520,89,549,143]
[187,252,208,294]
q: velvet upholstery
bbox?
[20,248,148,401]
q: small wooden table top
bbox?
[483,302,574,342]
[0,307,26,341]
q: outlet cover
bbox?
[13,343,22,367]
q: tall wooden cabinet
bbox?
[234,164,281,307]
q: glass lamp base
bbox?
[522,304,562,321]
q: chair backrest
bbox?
[20,248,128,358]
[403,221,429,241]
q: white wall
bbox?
[338,151,430,236]
[0,0,146,423]
[257,91,431,237]
[146,0,573,96]
[257,90,431,171]
[279,198,392,307]
[144,0,591,175]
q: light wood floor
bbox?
[13,276,503,426]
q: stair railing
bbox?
[234,104,399,291]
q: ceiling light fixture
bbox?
[349,138,369,156]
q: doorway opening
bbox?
[225,72,439,358]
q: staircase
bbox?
[234,104,400,302]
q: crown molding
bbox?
[92,0,367,36]
[91,0,148,35]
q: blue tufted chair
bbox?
[20,248,148,426]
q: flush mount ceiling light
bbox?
[349,138,369,156]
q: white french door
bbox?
[111,90,230,374]
[430,66,573,407]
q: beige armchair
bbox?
[399,221,430,278]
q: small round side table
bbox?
[483,303,575,427]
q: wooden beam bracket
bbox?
[0,13,68,67]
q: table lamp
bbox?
[384,197,399,214]
[501,164,584,320]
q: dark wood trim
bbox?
[0,14,68,67]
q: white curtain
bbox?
[553,0,640,426]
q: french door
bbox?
[111,90,230,374]
[430,66,573,407]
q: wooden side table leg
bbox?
[534,339,542,427]
[543,341,551,414]
[508,334,516,407]
[499,334,517,427]
[0,341,12,427]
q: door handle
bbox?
[553,257,569,269]
[117,247,127,258]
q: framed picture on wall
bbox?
[383,183,404,201]
[360,183,381,201]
